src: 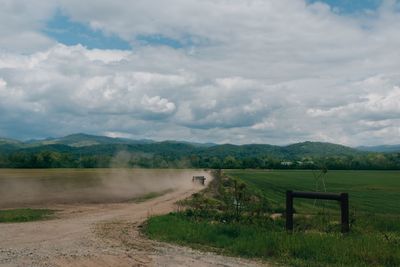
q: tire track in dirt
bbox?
[0,176,266,267]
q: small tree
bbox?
[233,180,247,221]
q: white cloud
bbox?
[251,120,276,130]
[83,49,130,63]
[307,86,400,119]
[141,95,176,114]
[103,131,135,139]
[0,78,6,90]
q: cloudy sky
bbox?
[0,0,400,146]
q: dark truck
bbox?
[192,175,206,185]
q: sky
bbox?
[0,0,400,146]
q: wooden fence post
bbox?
[340,193,349,233]
[286,190,293,232]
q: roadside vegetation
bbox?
[145,170,400,266]
[0,208,54,223]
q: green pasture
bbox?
[226,170,400,214]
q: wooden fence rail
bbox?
[286,190,349,233]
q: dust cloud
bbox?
[0,168,209,209]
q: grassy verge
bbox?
[146,213,399,267]
[144,170,400,266]
[0,208,55,223]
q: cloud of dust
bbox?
[99,151,207,201]
[0,153,210,208]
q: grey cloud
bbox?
[1,1,400,145]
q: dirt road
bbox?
[0,180,265,266]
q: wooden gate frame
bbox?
[286,190,349,233]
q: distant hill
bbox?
[0,137,22,146]
[285,141,360,157]
[25,133,155,147]
[197,144,284,158]
[164,140,216,148]
[2,133,399,169]
[357,145,400,153]
[0,138,23,152]
[0,134,365,159]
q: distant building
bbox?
[280,161,293,166]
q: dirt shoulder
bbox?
[0,179,265,267]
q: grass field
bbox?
[227,170,400,215]
[0,209,54,223]
[145,170,400,266]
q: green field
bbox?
[145,170,400,266]
[227,170,400,214]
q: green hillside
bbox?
[284,141,361,157]
[0,138,22,146]
[0,133,399,169]
[26,133,154,147]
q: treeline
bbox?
[1,150,400,170]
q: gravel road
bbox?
[0,175,266,267]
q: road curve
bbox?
[0,176,265,267]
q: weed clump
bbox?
[0,208,54,223]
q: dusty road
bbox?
[0,177,265,267]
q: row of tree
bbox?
[1,150,400,169]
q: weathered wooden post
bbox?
[286,190,293,232]
[340,193,349,233]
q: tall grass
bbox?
[146,213,400,266]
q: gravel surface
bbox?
[0,174,267,267]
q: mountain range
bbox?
[1,133,399,158]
